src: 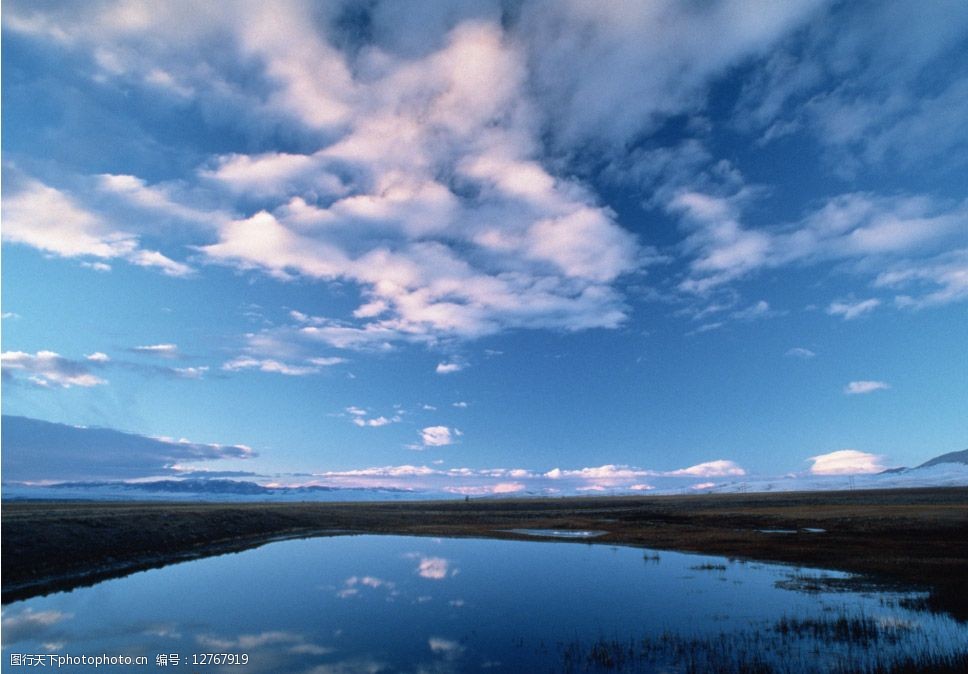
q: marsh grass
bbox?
[554,609,965,673]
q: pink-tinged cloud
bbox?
[809,449,887,475]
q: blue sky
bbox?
[2,0,967,495]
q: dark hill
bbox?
[918,449,968,468]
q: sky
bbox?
[2,0,967,496]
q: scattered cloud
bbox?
[452,401,468,408]
[844,380,890,395]
[731,300,774,321]
[874,249,968,309]
[85,352,111,362]
[2,609,73,644]
[435,362,464,375]
[428,637,464,658]
[808,449,888,475]
[353,415,400,428]
[785,347,816,359]
[1,350,107,388]
[222,356,338,376]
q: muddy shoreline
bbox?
[4,487,967,618]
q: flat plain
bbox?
[3,487,967,619]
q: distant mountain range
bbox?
[2,448,966,502]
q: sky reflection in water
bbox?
[3,535,967,672]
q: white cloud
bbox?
[132,343,179,357]
[173,366,208,379]
[2,173,193,277]
[785,347,816,359]
[452,401,468,408]
[875,249,968,309]
[1,609,73,643]
[544,464,652,481]
[735,2,968,171]
[435,362,464,374]
[1,351,107,388]
[664,460,746,478]
[221,356,325,377]
[428,637,464,657]
[85,352,111,362]
[731,300,773,321]
[416,556,453,580]
[827,298,880,320]
[420,426,456,447]
[353,416,396,428]
[809,449,888,475]
[182,20,643,346]
[844,380,890,395]
[671,188,968,297]
[444,482,525,496]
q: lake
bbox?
[3,534,967,672]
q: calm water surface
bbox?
[3,535,967,673]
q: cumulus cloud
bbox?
[1,415,254,482]
[85,352,111,362]
[435,362,464,374]
[420,426,457,447]
[1,171,193,277]
[1,351,107,388]
[4,5,648,347]
[844,380,890,395]
[785,347,816,358]
[809,449,888,475]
